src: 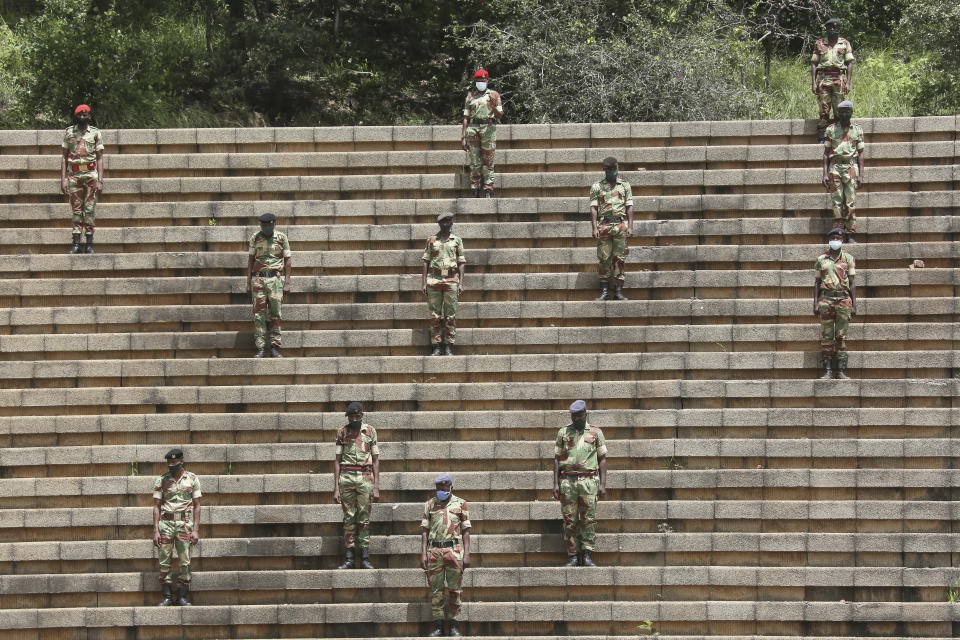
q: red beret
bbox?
[74,104,91,115]
[473,69,489,79]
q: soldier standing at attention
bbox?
[61,104,104,254]
[810,18,854,143]
[814,228,857,380]
[823,100,865,244]
[333,401,380,570]
[246,213,291,358]
[460,69,503,198]
[590,156,634,301]
[421,473,471,637]
[152,448,201,606]
[421,212,466,356]
[553,400,607,567]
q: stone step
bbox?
[2,192,957,227]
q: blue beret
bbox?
[434,473,453,485]
[258,213,276,223]
[569,400,586,413]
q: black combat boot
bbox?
[564,554,580,567]
[337,548,355,569]
[472,187,481,198]
[431,343,443,356]
[448,620,462,637]
[444,344,454,356]
[819,358,833,380]
[270,346,283,358]
[84,233,95,254]
[595,280,609,301]
[254,347,266,358]
[176,585,191,606]
[581,550,596,567]
[817,131,825,144]
[484,189,493,198]
[158,584,174,606]
[68,233,82,254]
[612,283,628,301]
[428,620,445,637]
[835,359,850,380]
[845,231,856,244]
[358,547,374,569]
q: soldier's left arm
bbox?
[95,149,104,192]
[462,528,471,568]
[844,41,855,91]
[597,455,607,498]
[190,497,201,543]
[624,182,634,237]
[856,134,865,186]
[456,238,466,295]
[848,257,857,315]
[371,454,380,501]
[282,235,292,293]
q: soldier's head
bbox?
[473,69,489,92]
[258,212,276,237]
[345,402,363,429]
[602,157,619,182]
[74,104,91,127]
[165,448,184,474]
[837,100,853,125]
[824,18,840,41]
[434,473,453,502]
[569,399,587,430]
[827,228,844,252]
[437,212,454,235]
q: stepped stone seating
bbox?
[0,118,957,640]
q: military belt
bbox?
[470,118,495,125]
[820,290,849,300]
[430,270,458,279]
[561,470,598,477]
[255,270,279,278]
[817,69,844,75]
[430,539,461,548]
[70,161,97,172]
[340,465,371,472]
[160,511,191,521]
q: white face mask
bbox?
[475,81,487,92]
[829,239,843,251]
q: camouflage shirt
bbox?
[815,251,856,292]
[463,88,503,121]
[152,470,202,515]
[825,124,865,163]
[422,234,466,280]
[421,494,471,542]
[555,422,608,472]
[811,37,854,70]
[335,422,380,467]
[249,230,291,272]
[62,125,104,168]
[589,178,634,222]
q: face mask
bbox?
[436,490,451,501]
[169,463,183,474]
[838,114,851,125]
[571,418,586,429]
[605,170,618,181]
[475,81,487,92]
[348,419,362,428]
[439,222,453,233]
[829,240,843,251]
[76,115,89,126]
[260,225,274,236]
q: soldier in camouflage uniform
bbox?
[421,212,466,356]
[152,448,201,606]
[60,104,104,254]
[590,157,634,301]
[421,473,471,637]
[460,69,503,198]
[822,100,865,243]
[333,401,380,570]
[553,400,607,567]
[810,18,854,143]
[814,228,857,380]
[246,213,292,358]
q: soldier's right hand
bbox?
[591,228,599,239]
[813,307,819,317]
[821,176,830,189]
[421,284,428,296]
[152,530,161,548]
[811,83,817,95]
[60,179,68,194]
[460,136,469,152]
[421,553,428,570]
[552,485,560,500]
[245,281,251,294]
[333,488,341,504]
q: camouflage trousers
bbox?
[819,295,852,364]
[597,219,628,283]
[426,544,464,621]
[559,474,598,554]
[252,275,283,349]
[157,517,194,586]
[466,123,496,191]
[815,75,846,132]
[67,172,99,235]
[339,469,374,549]
[427,277,458,344]
[829,161,858,233]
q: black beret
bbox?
[345,402,364,415]
[828,227,845,238]
[258,213,277,223]
[164,448,184,460]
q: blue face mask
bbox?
[605,170,618,182]
[436,490,451,501]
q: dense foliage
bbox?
[0,0,953,128]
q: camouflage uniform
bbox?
[463,89,502,192]
[422,234,466,344]
[152,470,202,587]
[589,178,633,284]
[422,494,471,621]
[811,38,854,134]
[336,422,379,549]
[825,123,864,233]
[62,125,104,235]
[555,422,607,555]
[816,250,856,365]
[248,230,291,349]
